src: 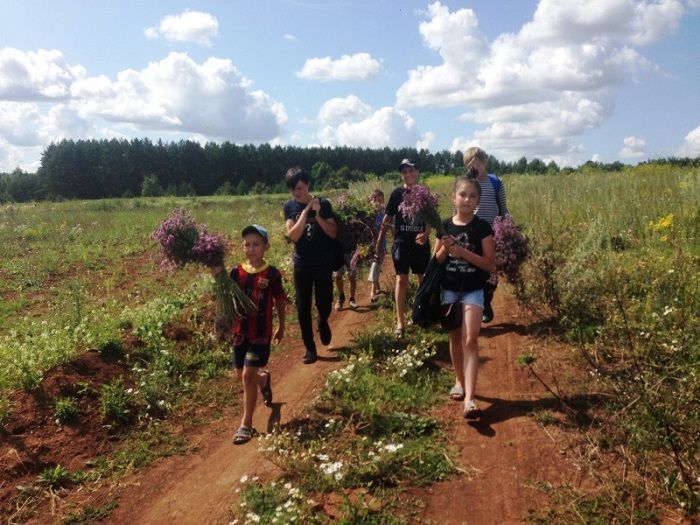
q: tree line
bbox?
[1,138,698,203]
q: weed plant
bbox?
[37,465,72,489]
[53,397,80,425]
[435,166,700,517]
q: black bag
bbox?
[411,256,444,328]
[332,239,345,272]
[440,302,462,331]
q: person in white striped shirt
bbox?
[463,147,509,323]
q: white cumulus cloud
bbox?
[397,0,690,162]
[676,125,700,157]
[70,52,286,141]
[317,95,432,149]
[0,101,47,147]
[297,53,381,81]
[619,135,647,159]
[0,47,84,101]
[145,10,219,47]
[0,49,287,171]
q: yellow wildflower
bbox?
[649,213,673,232]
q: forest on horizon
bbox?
[1,138,698,203]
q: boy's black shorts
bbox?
[391,242,430,275]
[232,341,271,369]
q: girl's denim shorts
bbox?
[442,288,484,309]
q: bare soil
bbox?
[411,294,581,524]
[1,271,584,524]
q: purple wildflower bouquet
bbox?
[398,184,444,237]
[152,208,255,332]
[334,192,376,271]
[488,214,529,285]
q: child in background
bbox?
[434,177,495,420]
[216,224,286,444]
[334,233,358,310]
[463,146,509,323]
[368,189,386,303]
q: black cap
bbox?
[241,224,269,242]
[398,158,417,171]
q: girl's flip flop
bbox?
[232,426,256,445]
[449,385,465,401]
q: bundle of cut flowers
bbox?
[152,208,255,331]
[488,214,529,285]
[398,184,444,237]
[334,191,370,224]
[350,242,376,271]
[338,219,375,271]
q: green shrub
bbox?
[37,464,72,489]
[99,379,134,425]
[54,396,80,425]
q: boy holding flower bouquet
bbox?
[214,224,286,445]
[375,159,432,336]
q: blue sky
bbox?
[1,0,699,172]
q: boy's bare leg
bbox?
[240,366,264,428]
[349,275,357,299]
[334,273,345,296]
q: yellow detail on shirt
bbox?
[241,261,269,274]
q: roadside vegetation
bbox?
[437,166,700,520]
[1,162,698,522]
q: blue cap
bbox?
[241,224,269,241]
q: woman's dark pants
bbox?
[293,264,333,352]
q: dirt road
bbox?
[15,275,577,524]
[413,293,578,524]
[103,289,575,525]
[104,296,373,525]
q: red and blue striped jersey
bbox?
[230,262,286,345]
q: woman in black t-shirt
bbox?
[283,167,337,364]
[434,177,495,420]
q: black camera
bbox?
[308,210,317,218]
[466,166,479,179]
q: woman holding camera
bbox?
[284,166,337,364]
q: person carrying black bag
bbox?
[434,176,495,421]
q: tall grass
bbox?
[428,166,700,516]
[0,195,294,394]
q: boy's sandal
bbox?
[232,426,256,445]
[394,326,404,339]
[449,385,465,401]
[260,370,273,407]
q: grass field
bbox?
[1,165,699,518]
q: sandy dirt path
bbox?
[413,292,579,524]
[103,291,374,525]
[21,271,579,525]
